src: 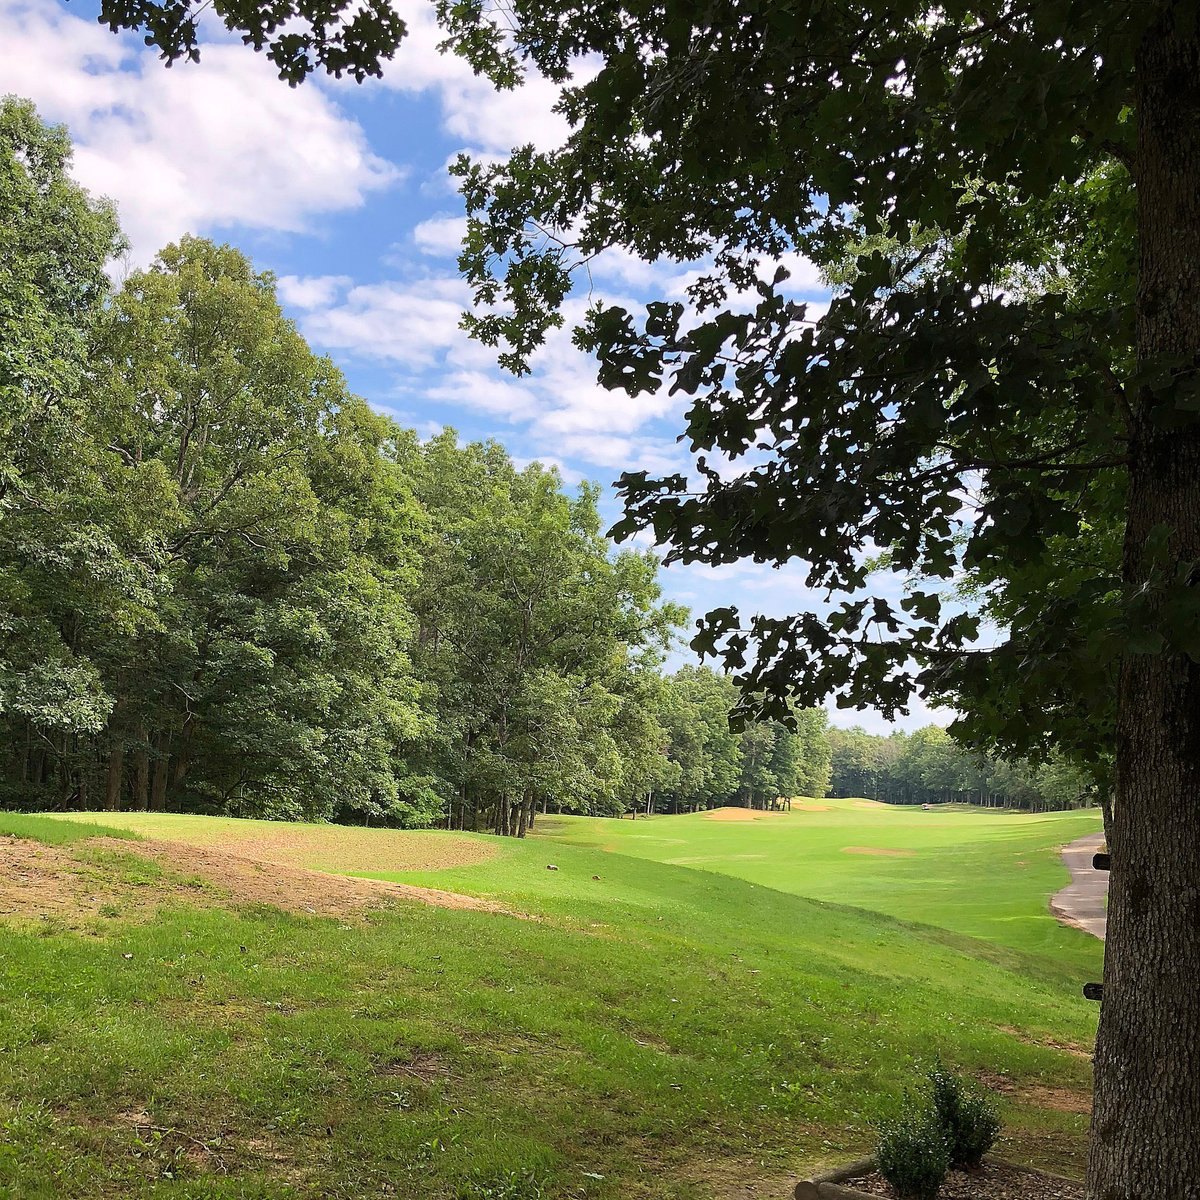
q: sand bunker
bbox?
[0,834,513,931]
[842,846,916,857]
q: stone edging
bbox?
[793,1156,1082,1200]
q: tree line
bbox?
[828,726,1097,813]
[0,98,834,834]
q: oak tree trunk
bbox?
[1088,8,1200,1196]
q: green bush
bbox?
[927,1066,1001,1168]
[876,1116,951,1200]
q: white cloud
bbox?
[276,274,353,309]
[288,273,688,473]
[0,0,401,260]
[364,0,584,155]
[413,214,467,256]
[298,278,470,369]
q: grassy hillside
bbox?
[1,807,1101,1198]
[536,800,1104,968]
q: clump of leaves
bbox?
[876,1115,951,1200]
[927,1066,1001,1169]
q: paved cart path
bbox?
[1050,831,1108,940]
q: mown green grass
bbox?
[0,811,137,845]
[0,805,1101,1198]
[535,800,1104,971]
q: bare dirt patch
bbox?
[792,801,831,812]
[0,834,515,930]
[851,800,885,810]
[95,837,513,918]
[376,1049,458,1083]
[842,846,916,858]
[977,1071,1091,1115]
[995,1026,1093,1060]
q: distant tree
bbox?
[410,432,682,834]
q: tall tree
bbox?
[90,237,431,821]
[0,98,138,802]
[410,432,682,834]
[427,5,1199,1191]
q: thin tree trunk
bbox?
[105,739,124,811]
[150,734,170,812]
[133,743,149,811]
[168,715,193,800]
[1088,9,1200,1196]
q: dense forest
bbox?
[828,726,1098,813]
[0,98,834,834]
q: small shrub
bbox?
[927,1066,1001,1169]
[876,1116,950,1200]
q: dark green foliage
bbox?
[94,0,406,83]
[829,725,1097,812]
[928,1067,1001,1170]
[876,1115,951,1200]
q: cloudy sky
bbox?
[1,0,946,734]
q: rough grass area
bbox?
[0,806,1101,1198]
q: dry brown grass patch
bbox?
[147,822,495,873]
[0,834,517,930]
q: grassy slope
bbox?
[0,808,1101,1198]
[535,800,1104,970]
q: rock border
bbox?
[793,1156,1081,1200]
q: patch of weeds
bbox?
[177,874,215,891]
[99,903,122,918]
[76,848,165,887]
[457,1168,546,1199]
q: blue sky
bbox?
[2,0,947,734]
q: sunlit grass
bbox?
[0,805,1101,1197]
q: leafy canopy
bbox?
[441,2,1151,776]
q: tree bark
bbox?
[150,734,170,812]
[133,743,149,811]
[1088,9,1200,1197]
[104,739,124,811]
